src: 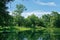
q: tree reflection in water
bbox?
[1,29,60,40]
[16,30,44,40]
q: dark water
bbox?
[17,30,44,40]
[1,30,60,40]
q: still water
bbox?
[19,30,44,40]
[1,30,60,40]
[8,30,55,40]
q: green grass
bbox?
[15,27,31,31]
[0,26,60,35]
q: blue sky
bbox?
[7,0,60,17]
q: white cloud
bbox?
[9,11,12,15]
[9,10,60,18]
[35,1,56,6]
[21,10,51,18]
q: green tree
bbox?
[38,18,45,27]
[25,14,44,27]
[13,4,26,26]
[24,14,45,27]
[27,14,39,27]
[24,17,32,27]
[51,11,60,28]
[42,14,51,27]
[41,11,60,28]
[0,0,14,27]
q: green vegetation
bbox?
[0,0,60,40]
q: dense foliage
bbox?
[0,0,14,27]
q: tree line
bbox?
[0,1,60,28]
